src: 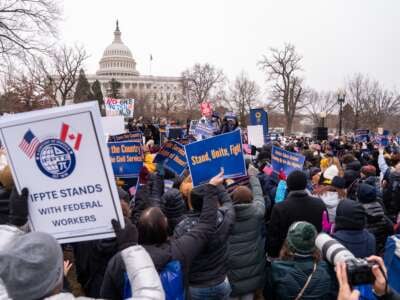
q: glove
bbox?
[112,218,138,251]
[9,187,29,226]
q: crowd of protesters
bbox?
[1,112,400,300]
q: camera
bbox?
[315,233,376,286]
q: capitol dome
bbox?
[96,21,139,76]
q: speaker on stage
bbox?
[313,127,328,140]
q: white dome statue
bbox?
[96,21,139,76]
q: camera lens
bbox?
[315,233,355,265]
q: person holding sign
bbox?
[0,189,164,300]
[100,171,224,299]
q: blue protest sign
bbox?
[167,127,184,140]
[250,108,269,143]
[271,146,305,177]
[108,131,143,143]
[185,129,246,187]
[153,140,187,176]
[194,120,215,139]
[355,129,369,143]
[108,141,143,178]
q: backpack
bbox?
[123,260,184,300]
[384,235,400,294]
[383,171,400,221]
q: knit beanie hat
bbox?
[286,170,307,191]
[232,186,253,203]
[335,199,366,230]
[361,165,377,177]
[287,221,317,255]
[357,183,377,203]
[323,165,339,181]
[331,176,346,189]
[0,232,63,300]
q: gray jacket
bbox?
[227,176,266,296]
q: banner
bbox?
[0,102,124,243]
[271,146,305,177]
[355,129,369,142]
[185,130,246,187]
[108,131,143,143]
[108,141,143,178]
[105,98,135,117]
[250,108,269,143]
[154,140,187,175]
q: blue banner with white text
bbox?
[108,131,143,143]
[108,141,143,178]
[271,146,305,177]
[153,140,187,176]
[185,129,246,187]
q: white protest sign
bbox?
[0,102,124,243]
[247,125,264,148]
[101,116,125,136]
[104,98,135,117]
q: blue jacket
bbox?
[333,229,376,258]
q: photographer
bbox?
[336,256,400,300]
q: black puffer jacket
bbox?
[362,201,393,254]
[0,187,11,225]
[173,185,235,287]
[345,160,362,200]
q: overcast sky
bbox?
[60,0,400,97]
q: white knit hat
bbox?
[323,165,339,180]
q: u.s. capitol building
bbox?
[66,22,184,105]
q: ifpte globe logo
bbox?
[35,139,76,179]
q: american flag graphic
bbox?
[19,130,39,159]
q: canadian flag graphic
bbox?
[60,123,83,150]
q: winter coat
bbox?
[72,238,118,297]
[227,176,266,297]
[0,225,165,300]
[333,229,376,258]
[267,190,326,257]
[269,258,335,300]
[0,187,10,225]
[362,201,394,253]
[173,185,235,287]
[100,184,219,299]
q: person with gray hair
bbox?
[0,188,165,300]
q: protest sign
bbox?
[108,141,143,178]
[185,129,246,187]
[101,116,125,135]
[0,102,124,243]
[194,120,215,139]
[355,129,369,142]
[167,127,184,140]
[189,120,198,135]
[104,98,134,117]
[108,131,143,143]
[250,108,269,143]
[154,140,187,176]
[271,146,305,177]
[247,125,264,148]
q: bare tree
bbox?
[304,90,337,125]
[0,0,61,67]
[38,45,88,106]
[346,73,400,129]
[181,63,225,110]
[228,71,260,125]
[258,43,307,134]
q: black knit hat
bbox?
[357,183,377,203]
[286,170,307,191]
[335,199,366,230]
[331,176,346,189]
